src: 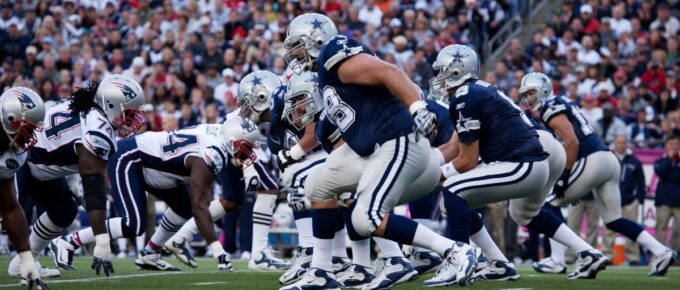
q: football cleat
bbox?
[332,256,351,274]
[336,264,374,289]
[423,242,479,287]
[8,256,61,278]
[568,249,608,279]
[474,252,488,273]
[363,257,418,290]
[216,253,234,272]
[279,247,313,285]
[134,249,181,271]
[164,236,198,268]
[410,250,443,275]
[279,267,341,290]
[249,247,290,271]
[532,257,567,274]
[49,239,76,270]
[649,248,676,276]
[473,260,520,281]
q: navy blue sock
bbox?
[293,209,312,220]
[409,192,436,219]
[526,209,563,237]
[335,208,345,232]
[444,193,470,243]
[342,203,363,241]
[606,218,644,241]
[312,208,338,240]
[541,203,565,222]
[383,215,418,245]
[470,210,483,234]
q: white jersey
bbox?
[28,101,117,181]
[0,149,26,179]
[135,124,229,189]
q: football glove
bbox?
[553,169,571,199]
[18,252,48,290]
[92,235,114,276]
[411,101,438,143]
[244,175,259,193]
[216,253,234,272]
[286,187,310,211]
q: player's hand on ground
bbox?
[216,253,234,272]
[92,242,114,276]
[26,275,48,290]
[21,260,47,290]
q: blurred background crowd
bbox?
[0,0,679,265]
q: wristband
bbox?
[210,241,226,258]
[441,162,459,178]
[290,144,305,160]
[95,233,110,246]
[409,100,427,115]
[434,148,446,166]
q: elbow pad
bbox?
[82,173,107,211]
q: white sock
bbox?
[549,238,567,265]
[413,218,432,252]
[295,217,314,248]
[636,231,666,256]
[470,226,509,262]
[174,200,227,242]
[68,217,126,247]
[411,224,454,257]
[30,213,62,253]
[116,238,128,254]
[333,228,348,258]
[146,209,187,252]
[374,237,403,258]
[252,194,276,252]
[351,239,371,267]
[136,233,146,252]
[311,237,334,271]
[552,224,593,253]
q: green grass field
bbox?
[0,257,678,289]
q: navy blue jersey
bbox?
[426,100,454,147]
[315,114,342,153]
[317,35,413,157]
[449,80,548,163]
[267,85,305,154]
[525,109,550,132]
[539,96,608,159]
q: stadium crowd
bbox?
[0,0,679,265]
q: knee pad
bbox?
[350,202,374,238]
[47,202,78,228]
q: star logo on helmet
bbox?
[13,91,36,113]
[448,49,468,66]
[307,18,326,33]
[250,75,265,92]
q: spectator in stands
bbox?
[582,93,603,125]
[654,135,680,251]
[580,4,600,35]
[603,135,646,264]
[595,103,627,145]
[214,68,238,112]
[650,3,679,40]
[629,109,654,148]
[641,59,666,95]
[358,0,383,28]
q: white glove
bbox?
[92,234,114,276]
[210,241,233,272]
[410,100,438,143]
[286,187,311,211]
[19,251,48,289]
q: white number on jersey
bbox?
[498,90,533,127]
[323,86,356,132]
[570,106,594,135]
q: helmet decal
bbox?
[110,81,138,104]
[14,91,36,113]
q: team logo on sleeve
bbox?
[110,82,137,104]
[5,159,18,169]
[13,91,36,113]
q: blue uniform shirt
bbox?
[317,35,413,157]
[538,96,608,159]
[315,114,342,153]
[448,80,548,163]
[426,100,454,147]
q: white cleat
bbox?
[568,249,608,279]
[134,249,180,271]
[532,257,567,274]
[473,260,520,281]
[279,268,341,290]
[336,264,374,289]
[49,239,76,270]
[423,242,479,287]
[363,257,418,290]
[164,236,198,268]
[279,247,313,285]
[649,248,677,276]
[249,247,290,271]
[8,255,61,278]
[410,250,443,275]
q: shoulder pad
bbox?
[323,36,365,71]
[455,85,469,98]
[475,80,492,87]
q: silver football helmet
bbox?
[519,72,553,111]
[221,116,261,167]
[284,71,323,130]
[237,71,281,124]
[0,87,46,153]
[430,44,480,103]
[284,13,338,74]
[96,74,145,137]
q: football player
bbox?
[51,117,260,273]
[521,72,676,276]
[0,87,48,288]
[7,75,144,277]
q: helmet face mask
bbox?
[284,71,322,130]
[230,139,257,167]
[96,75,145,137]
[430,45,479,97]
[284,13,338,74]
[8,119,41,153]
[519,72,553,112]
[237,71,281,125]
[113,108,144,138]
[221,116,262,168]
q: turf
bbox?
[0,257,678,289]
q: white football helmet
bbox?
[519,72,553,111]
[237,71,281,124]
[284,71,322,130]
[96,74,145,137]
[221,116,261,167]
[430,44,480,104]
[284,13,338,74]
[0,87,46,153]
